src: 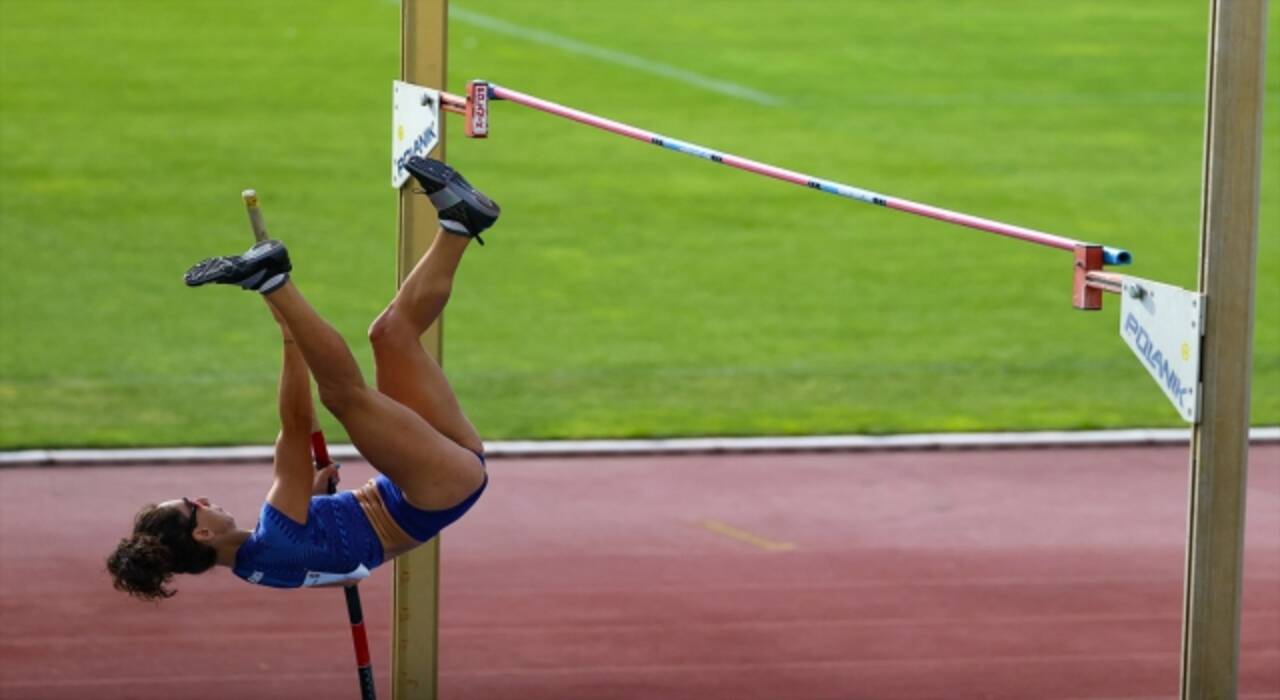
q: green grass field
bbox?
[1,0,1276,448]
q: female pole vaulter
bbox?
[107,158,499,599]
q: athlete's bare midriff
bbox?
[351,479,420,560]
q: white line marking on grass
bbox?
[450,6,783,107]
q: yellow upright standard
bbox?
[1180,0,1268,697]
[394,1,447,698]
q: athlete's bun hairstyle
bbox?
[106,504,217,601]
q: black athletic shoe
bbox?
[405,157,500,243]
[184,240,292,294]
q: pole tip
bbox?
[241,189,259,207]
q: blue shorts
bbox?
[374,453,487,542]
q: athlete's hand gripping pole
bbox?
[240,190,377,700]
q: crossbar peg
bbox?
[1072,244,1105,310]
[466,80,489,138]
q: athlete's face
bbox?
[160,497,236,540]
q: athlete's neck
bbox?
[212,530,252,567]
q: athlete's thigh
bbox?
[371,337,483,455]
[339,387,485,510]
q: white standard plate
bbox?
[391,80,440,188]
[1119,276,1204,422]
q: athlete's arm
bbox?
[264,308,316,524]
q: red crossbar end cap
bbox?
[466,80,489,139]
[1072,244,1105,310]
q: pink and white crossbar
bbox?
[438,80,1129,310]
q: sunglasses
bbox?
[182,497,201,533]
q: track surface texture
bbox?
[2,445,1277,699]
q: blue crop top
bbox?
[232,491,385,589]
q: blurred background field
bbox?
[0,0,1276,448]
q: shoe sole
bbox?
[185,258,231,286]
[185,241,291,288]
[406,158,501,220]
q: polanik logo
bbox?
[1123,312,1194,408]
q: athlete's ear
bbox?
[193,526,215,544]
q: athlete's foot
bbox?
[184,240,292,294]
[405,157,501,243]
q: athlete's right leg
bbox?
[368,228,483,455]
[366,157,501,456]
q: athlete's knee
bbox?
[317,380,368,417]
[370,286,452,342]
[368,306,419,349]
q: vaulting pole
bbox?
[313,431,379,700]
[1180,0,1267,696]
[395,1,446,698]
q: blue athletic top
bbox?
[232,492,384,589]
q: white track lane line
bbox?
[449,6,783,107]
[3,428,1277,466]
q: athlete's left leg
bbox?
[264,281,485,510]
[185,243,483,510]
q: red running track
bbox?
[1,445,1277,700]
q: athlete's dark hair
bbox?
[106,503,217,601]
